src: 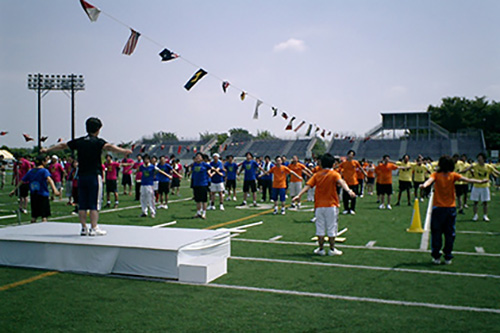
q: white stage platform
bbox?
[0,223,230,283]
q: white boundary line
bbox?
[0,214,16,220]
[269,235,283,241]
[166,281,500,314]
[458,231,500,236]
[230,256,500,279]
[419,192,433,251]
[152,221,177,228]
[233,238,500,257]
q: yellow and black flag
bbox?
[184,69,207,91]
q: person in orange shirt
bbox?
[420,155,486,265]
[356,159,367,198]
[288,155,313,208]
[364,160,376,196]
[375,154,404,210]
[293,153,355,256]
[266,156,302,215]
[337,150,367,215]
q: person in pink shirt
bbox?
[64,156,74,205]
[15,154,34,213]
[104,154,121,208]
[121,154,135,196]
[48,155,66,201]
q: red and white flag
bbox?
[294,120,306,132]
[122,29,141,56]
[80,0,101,22]
[285,117,296,131]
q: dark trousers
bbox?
[430,207,457,260]
[343,184,358,211]
[261,179,272,201]
[135,181,141,201]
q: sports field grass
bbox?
[1,176,500,332]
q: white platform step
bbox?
[178,256,227,284]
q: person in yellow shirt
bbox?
[412,157,429,201]
[395,154,413,206]
[463,153,500,221]
[453,154,470,214]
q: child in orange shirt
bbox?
[293,153,355,256]
[420,155,486,265]
[266,156,302,215]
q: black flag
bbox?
[159,48,178,62]
[184,69,207,91]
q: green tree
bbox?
[229,128,253,141]
[255,130,277,140]
[312,139,326,157]
[141,132,178,144]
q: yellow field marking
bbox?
[205,208,274,230]
[0,271,58,292]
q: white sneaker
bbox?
[378,204,385,209]
[350,210,356,215]
[310,217,317,223]
[273,208,278,215]
[483,215,490,222]
[207,205,215,211]
[342,210,349,215]
[80,227,89,236]
[89,226,107,236]
[220,204,225,211]
[233,196,237,201]
[444,259,452,265]
[420,198,424,202]
[151,213,155,219]
[163,204,168,209]
[387,204,392,210]
[281,209,286,215]
[472,214,478,221]
[432,258,441,265]
[157,204,164,209]
[314,248,326,256]
[328,248,343,256]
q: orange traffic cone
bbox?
[407,198,424,233]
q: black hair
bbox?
[477,152,487,160]
[437,155,455,173]
[383,154,390,159]
[321,153,335,169]
[245,152,253,158]
[35,154,46,166]
[85,117,102,134]
[264,155,271,159]
[347,150,356,156]
[143,154,150,160]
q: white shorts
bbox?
[153,180,159,191]
[315,206,339,237]
[470,187,490,202]
[288,182,302,197]
[210,182,225,193]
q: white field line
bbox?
[458,230,500,236]
[152,221,177,228]
[419,192,433,251]
[0,214,17,220]
[269,235,283,241]
[365,240,377,247]
[166,281,500,314]
[233,238,500,257]
[230,256,500,279]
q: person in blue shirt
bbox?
[10,154,59,223]
[139,154,172,218]
[208,153,226,211]
[191,152,223,219]
[238,152,265,207]
[224,155,238,201]
[157,155,182,209]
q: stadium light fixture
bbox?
[27,73,85,149]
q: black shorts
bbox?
[377,183,393,195]
[158,181,170,195]
[19,183,30,198]
[122,174,132,186]
[413,181,423,190]
[226,179,236,190]
[367,177,375,185]
[106,179,117,193]
[72,186,79,204]
[171,177,180,188]
[193,186,208,203]
[455,184,468,196]
[79,174,102,211]
[30,193,50,218]
[399,180,412,191]
[243,180,257,193]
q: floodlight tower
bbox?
[27,73,85,149]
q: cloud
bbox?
[273,38,306,52]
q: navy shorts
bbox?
[271,188,286,202]
[78,174,102,210]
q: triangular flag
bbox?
[131,144,136,150]
[281,112,288,120]
[80,0,101,22]
[122,29,141,56]
[315,126,320,132]
[0,131,8,136]
[222,81,230,93]
[253,100,263,120]
[285,117,296,131]
[327,131,332,136]
[271,107,278,117]
[240,91,246,101]
[305,124,312,137]
[57,137,63,143]
[22,134,34,142]
[161,144,165,150]
[41,136,48,142]
[294,120,306,132]
[184,69,207,91]
[320,129,326,138]
[159,48,178,62]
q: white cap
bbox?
[213,153,220,158]
[52,155,58,160]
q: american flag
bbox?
[122,29,141,56]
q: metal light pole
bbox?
[27,73,85,149]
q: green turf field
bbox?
[1,175,499,332]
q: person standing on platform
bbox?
[420,155,487,264]
[42,117,132,236]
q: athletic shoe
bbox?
[225,197,231,201]
[89,227,107,236]
[163,204,169,210]
[472,214,478,221]
[238,202,247,207]
[387,204,392,210]
[310,217,317,223]
[71,211,78,215]
[151,213,155,219]
[458,209,465,215]
[342,210,349,215]
[359,194,364,198]
[464,204,469,208]
[201,212,206,219]
[483,215,490,222]
[233,196,237,201]
[350,210,356,215]
[420,198,424,202]
[104,203,111,208]
[444,259,452,265]
[395,202,400,206]
[140,213,148,218]
[328,248,343,256]
[291,203,296,209]
[432,258,441,265]
[220,204,225,211]
[378,204,385,210]
[281,208,286,215]
[313,248,326,256]
[207,205,215,210]
[80,227,89,236]
[273,209,278,215]
[253,202,259,207]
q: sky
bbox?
[1,0,499,148]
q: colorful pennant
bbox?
[184,69,207,91]
[122,29,141,55]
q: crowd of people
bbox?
[4,119,500,261]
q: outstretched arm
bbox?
[338,179,356,198]
[292,184,312,203]
[47,176,60,196]
[420,177,435,189]
[41,142,68,154]
[103,143,132,155]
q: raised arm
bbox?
[41,142,68,154]
[103,143,133,155]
